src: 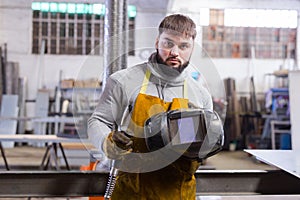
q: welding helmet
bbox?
[144,108,224,161]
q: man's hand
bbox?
[103,130,133,160]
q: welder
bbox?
[88,14,223,200]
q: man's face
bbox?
[156,32,194,71]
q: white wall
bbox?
[9,54,103,99]
[213,59,289,92]
[0,0,32,54]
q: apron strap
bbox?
[183,80,188,99]
[140,69,151,94]
[140,69,188,98]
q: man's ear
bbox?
[155,37,159,49]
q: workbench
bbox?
[0,134,92,171]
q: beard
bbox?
[156,50,189,73]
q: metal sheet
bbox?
[289,71,300,173]
[195,169,300,195]
[244,149,300,178]
[0,170,300,197]
[33,90,50,147]
[0,95,19,148]
[17,77,27,134]
[0,171,108,197]
[5,62,19,95]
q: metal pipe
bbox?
[2,44,7,94]
[102,3,128,197]
[103,0,128,88]
[0,46,3,98]
[121,0,128,69]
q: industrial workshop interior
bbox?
[0,0,300,199]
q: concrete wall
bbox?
[0,0,32,54]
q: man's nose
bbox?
[170,45,179,56]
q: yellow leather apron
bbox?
[111,69,200,200]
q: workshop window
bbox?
[202,8,297,58]
[31,2,136,56]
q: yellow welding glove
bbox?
[103,130,133,160]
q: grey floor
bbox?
[0,146,278,171]
[1,146,300,200]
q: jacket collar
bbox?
[147,52,188,86]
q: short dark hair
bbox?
[158,14,197,39]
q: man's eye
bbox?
[179,44,189,50]
[167,42,174,48]
[163,41,174,48]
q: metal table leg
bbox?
[40,143,71,171]
[0,142,9,170]
[40,144,52,170]
[58,143,70,170]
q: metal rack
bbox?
[270,120,291,149]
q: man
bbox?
[88,14,213,199]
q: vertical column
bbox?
[103,0,128,88]
[289,70,300,174]
[121,0,128,69]
[296,11,300,69]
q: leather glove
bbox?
[103,130,133,160]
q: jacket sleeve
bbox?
[203,86,213,111]
[87,76,127,153]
